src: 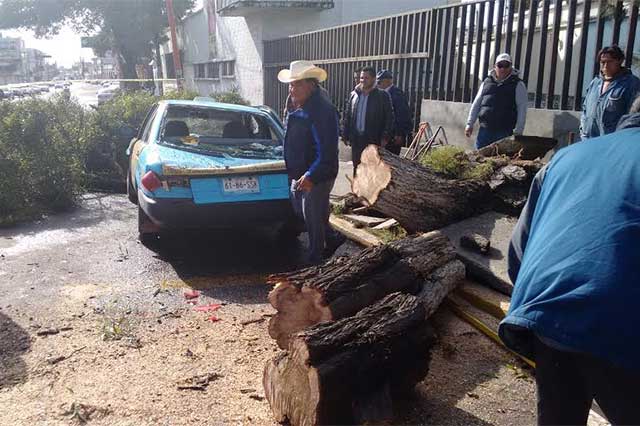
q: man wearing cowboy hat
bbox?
[279,60,344,264]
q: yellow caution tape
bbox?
[445,297,535,369]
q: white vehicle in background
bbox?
[97,85,120,105]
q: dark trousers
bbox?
[533,337,640,425]
[351,134,380,175]
[475,126,513,149]
[289,178,339,263]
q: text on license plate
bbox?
[222,176,260,193]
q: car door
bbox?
[128,104,159,186]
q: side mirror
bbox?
[119,126,137,139]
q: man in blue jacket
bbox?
[500,98,640,425]
[581,45,640,139]
[279,60,344,264]
[376,69,412,155]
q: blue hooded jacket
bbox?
[284,88,339,184]
[580,68,640,138]
[501,113,640,372]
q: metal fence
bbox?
[264,0,639,127]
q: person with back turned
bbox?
[499,96,640,425]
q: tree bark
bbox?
[352,145,546,231]
[351,145,491,234]
[263,292,437,426]
[267,231,462,349]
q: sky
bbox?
[1,27,95,68]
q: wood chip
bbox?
[176,372,221,391]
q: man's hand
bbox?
[295,175,314,193]
[464,126,473,138]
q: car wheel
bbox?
[138,205,158,244]
[127,169,138,204]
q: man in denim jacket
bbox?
[580,45,640,139]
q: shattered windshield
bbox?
[160,105,283,160]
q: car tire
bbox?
[138,205,158,245]
[127,169,138,204]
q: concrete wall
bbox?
[161,1,449,104]
[255,0,440,41]
[421,99,581,151]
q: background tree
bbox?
[0,0,195,79]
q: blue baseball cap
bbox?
[376,69,393,81]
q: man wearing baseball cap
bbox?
[465,53,528,149]
[278,60,344,264]
[376,69,412,155]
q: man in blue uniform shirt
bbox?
[580,45,640,139]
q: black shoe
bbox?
[323,233,347,259]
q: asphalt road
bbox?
[0,193,359,315]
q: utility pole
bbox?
[165,0,183,90]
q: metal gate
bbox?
[264,0,639,127]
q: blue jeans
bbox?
[475,127,513,149]
[289,178,338,263]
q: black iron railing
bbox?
[264,0,640,128]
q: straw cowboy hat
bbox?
[278,60,327,83]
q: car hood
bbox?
[152,143,286,176]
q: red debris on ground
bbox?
[206,315,221,322]
[194,303,222,312]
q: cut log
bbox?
[476,135,557,160]
[263,292,437,426]
[352,145,491,234]
[267,231,459,349]
[460,234,491,254]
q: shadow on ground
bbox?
[142,227,307,305]
[0,312,31,390]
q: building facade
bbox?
[0,34,25,84]
[159,0,447,104]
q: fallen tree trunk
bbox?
[352,145,545,231]
[263,292,437,426]
[476,135,556,160]
[267,231,462,349]
[352,145,491,234]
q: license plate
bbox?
[222,176,260,193]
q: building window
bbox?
[222,60,235,78]
[195,63,206,78]
[207,62,219,79]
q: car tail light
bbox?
[141,171,162,192]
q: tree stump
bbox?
[351,145,491,234]
[267,231,460,349]
[263,292,437,426]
